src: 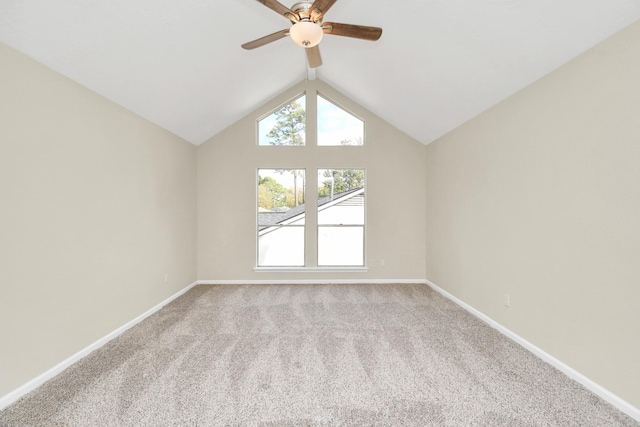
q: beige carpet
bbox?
[0,283,637,426]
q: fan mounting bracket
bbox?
[291,1,323,24]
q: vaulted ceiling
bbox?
[2,1,639,146]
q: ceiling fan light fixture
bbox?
[289,20,324,48]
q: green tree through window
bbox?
[266,100,305,146]
[258,95,306,146]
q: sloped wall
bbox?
[424,21,640,408]
[198,79,426,281]
[0,43,197,399]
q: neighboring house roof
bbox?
[258,187,364,230]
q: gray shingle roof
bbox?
[258,187,363,230]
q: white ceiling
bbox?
[1,1,639,146]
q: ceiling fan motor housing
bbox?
[290,1,323,23]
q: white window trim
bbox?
[255,91,368,271]
[254,267,368,273]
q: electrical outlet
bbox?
[504,294,510,307]
[370,259,376,267]
[380,259,385,267]
[164,273,169,283]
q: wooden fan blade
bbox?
[256,0,299,22]
[306,45,322,68]
[242,29,289,50]
[309,0,338,21]
[322,22,382,41]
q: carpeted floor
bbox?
[0,283,637,426]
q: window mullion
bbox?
[305,168,318,267]
[306,89,318,147]
[305,91,318,267]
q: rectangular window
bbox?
[257,169,306,266]
[317,169,365,266]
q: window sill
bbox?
[254,267,368,273]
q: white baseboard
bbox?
[197,279,428,285]
[425,279,640,423]
[0,281,198,411]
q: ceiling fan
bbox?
[242,0,382,68]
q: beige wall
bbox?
[424,21,640,407]
[0,43,198,398]
[198,79,426,281]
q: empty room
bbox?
[1,1,639,425]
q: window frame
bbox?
[253,90,369,272]
[256,92,307,147]
[316,172,366,267]
[256,168,307,268]
[316,92,366,147]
